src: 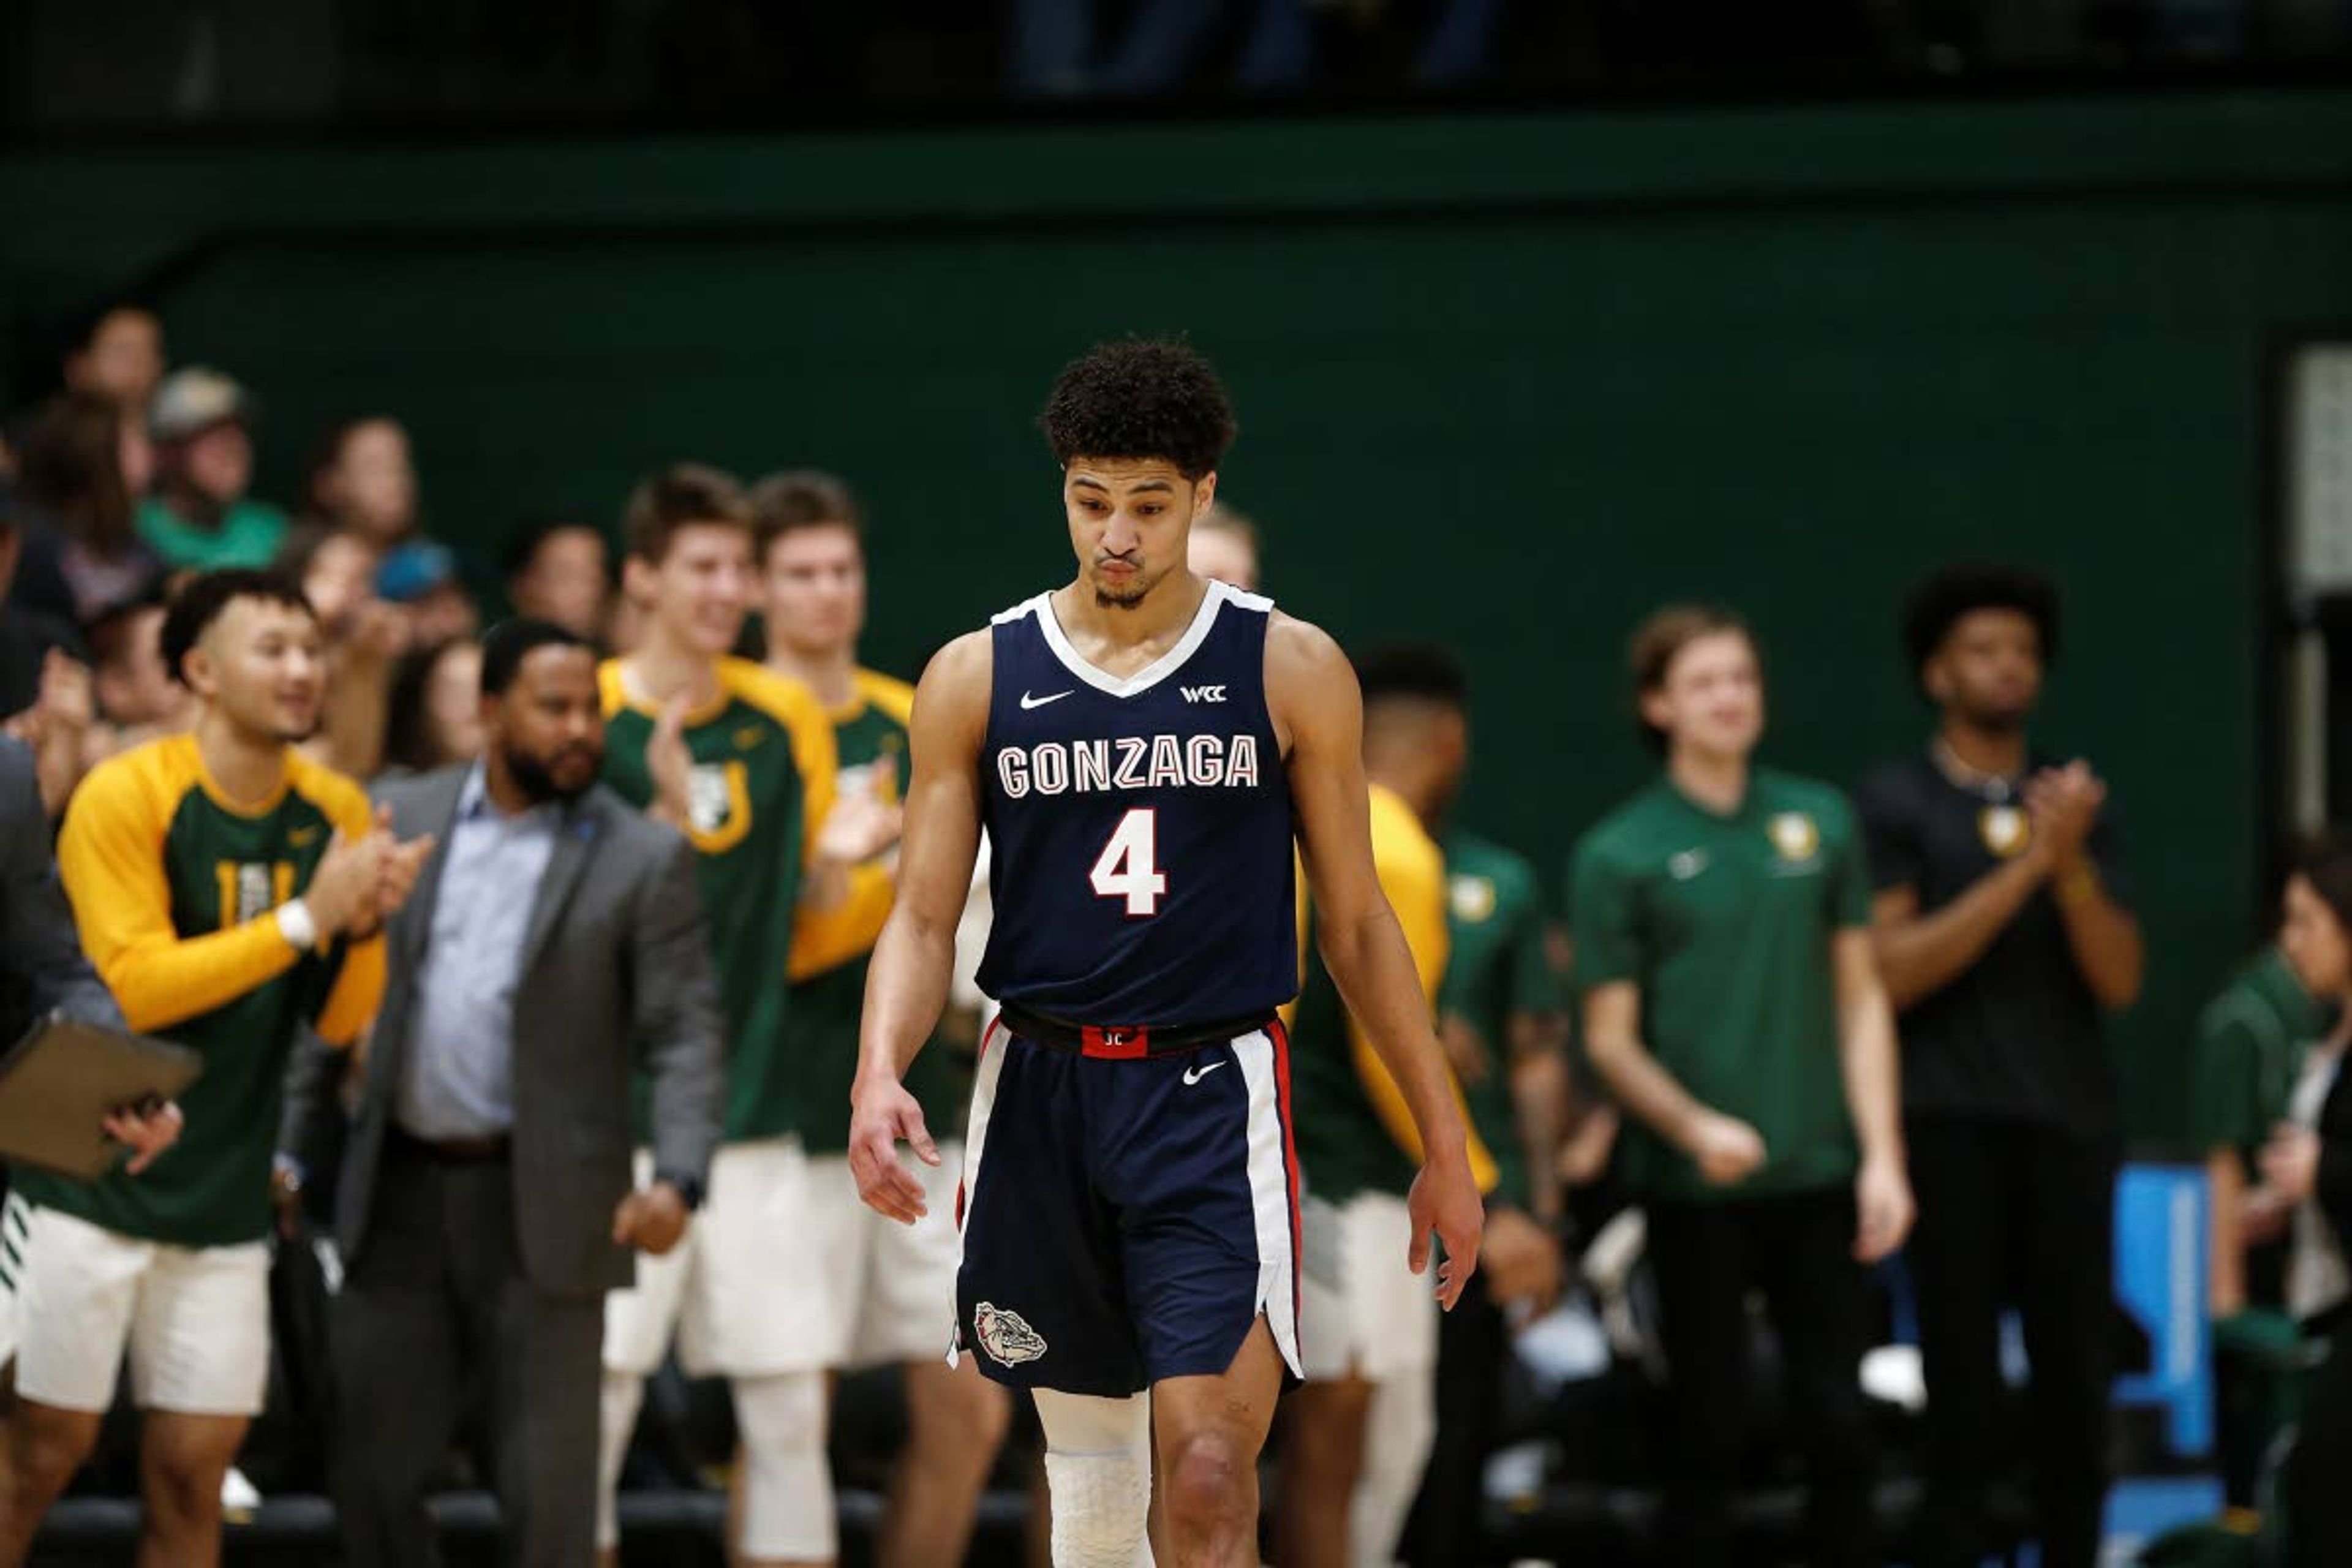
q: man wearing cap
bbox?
[137,369,290,571]
[1855,564,2143,1568]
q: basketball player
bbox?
[1185,504,1259,593]
[848,339,1485,1568]
[752,469,1011,1568]
[592,465,892,1568]
[0,568,429,1566]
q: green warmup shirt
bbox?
[1569,768,1873,1204]
[600,657,837,1142]
[1441,829,1564,1211]
[783,669,968,1152]
[2193,946,2334,1167]
[19,736,384,1246]
[135,497,290,571]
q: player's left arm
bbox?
[1271,614,1482,1306]
[2038,768,2143,1011]
[1831,798,1913,1263]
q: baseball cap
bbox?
[148,368,254,443]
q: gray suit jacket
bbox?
[0,736,122,1042]
[288,766,724,1300]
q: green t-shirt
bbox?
[600,657,832,1144]
[785,671,968,1153]
[1440,829,1564,1210]
[17,737,377,1246]
[2192,946,2332,1162]
[1569,768,1872,1203]
[135,497,290,571]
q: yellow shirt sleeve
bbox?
[786,673,917,981]
[299,765,388,1047]
[58,748,302,1036]
[1348,787,1499,1193]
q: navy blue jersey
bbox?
[976,581,1298,1027]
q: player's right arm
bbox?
[58,759,380,1035]
[1859,772,2046,1011]
[850,629,990,1224]
[1571,839,1765,1187]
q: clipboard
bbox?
[0,1014,202,1181]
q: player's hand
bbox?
[305,824,392,939]
[36,649,94,734]
[2241,1184,2295,1245]
[104,1099,183,1175]
[646,697,693,828]
[345,598,412,663]
[1479,1205,1564,1316]
[612,1181,691,1256]
[2262,1124,2322,1204]
[1406,1144,1485,1311]
[1438,1012,1491,1087]
[816,793,905,867]
[849,1076,939,1226]
[1852,1153,1915,1264]
[2026,761,2105,870]
[270,1155,306,1237]
[372,816,438,924]
[1685,1110,1768,1187]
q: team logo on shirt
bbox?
[973,1302,1047,1366]
[1980,805,2030,859]
[1768,813,1820,864]
[683,761,753,853]
[1449,875,1497,924]
[216,860,295,929]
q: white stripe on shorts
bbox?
[1234,1029,1305,1381]
[948,1019,1011,1368]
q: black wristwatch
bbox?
[654,1168,705,1212]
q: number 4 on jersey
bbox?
[1090,809,1167,916]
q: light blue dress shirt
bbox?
[394,767,562,1140]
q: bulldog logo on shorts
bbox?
[973,1302,1046,1366]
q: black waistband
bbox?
[388,1124,512,1163]
[994,1001,1278,1060]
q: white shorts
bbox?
[606,1139,857,1379]
[10,1201,271,1416]
[790,1145,965,1370]
[1297,1189,1439,1384]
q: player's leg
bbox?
[1348,1368,1436,1568]
[689,1140,843,1568]
[1758,1187,1879,1568]
[0,1207,149,1560]
[1153,1318,1287,1567]
[1904,1119,2014,1568]
[1273,1372,1370,1568]
[1644,1198,1755,1568]
[126,1237,272,1568]
[596,1152,696,1568]
[858,1136,1014,1568]
[2013,1127,2117,1568]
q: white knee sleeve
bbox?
[596,1370,646,1551]
[1033,1389,1156,1568]
[1349,1371,1436,1568]
[733,1370,834,1561]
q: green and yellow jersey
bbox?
[1287,783,1496,1205]
[783,669,965,1153]
[18,734,384,1246]
[1440,829,1564,1211]
[1570,768,1872,1204]
[600,656,845,1142]
[2193,946,2333,1170]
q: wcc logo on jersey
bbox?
[972,1302,1047,1366]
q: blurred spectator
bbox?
[504,519,614,643]
[303,415,478,646]
[2252,837,2352,1566]
[7,390,164,625]
[59,302,167,416]
[84,590,192,750]
[278,525,409,780]
[1188,502,1261,592]
[0,506,95,812]
[381,637,486,777]
[1857,565,2138,1568]
[137,368,290,570]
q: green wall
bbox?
[9,91,2352,1140]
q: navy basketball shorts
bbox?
[952,1019,1305,1398]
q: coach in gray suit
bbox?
[285,619,724,1568]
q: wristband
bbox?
[276,898,321,952]
[2054,867,2102,908]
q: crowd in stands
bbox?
[5,303,2352,1568]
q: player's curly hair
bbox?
[1902,562,2060,692]
[1038,339,1238,481]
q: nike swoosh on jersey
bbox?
[1182,1061,1226,1085]
[1020,690,1074,710]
